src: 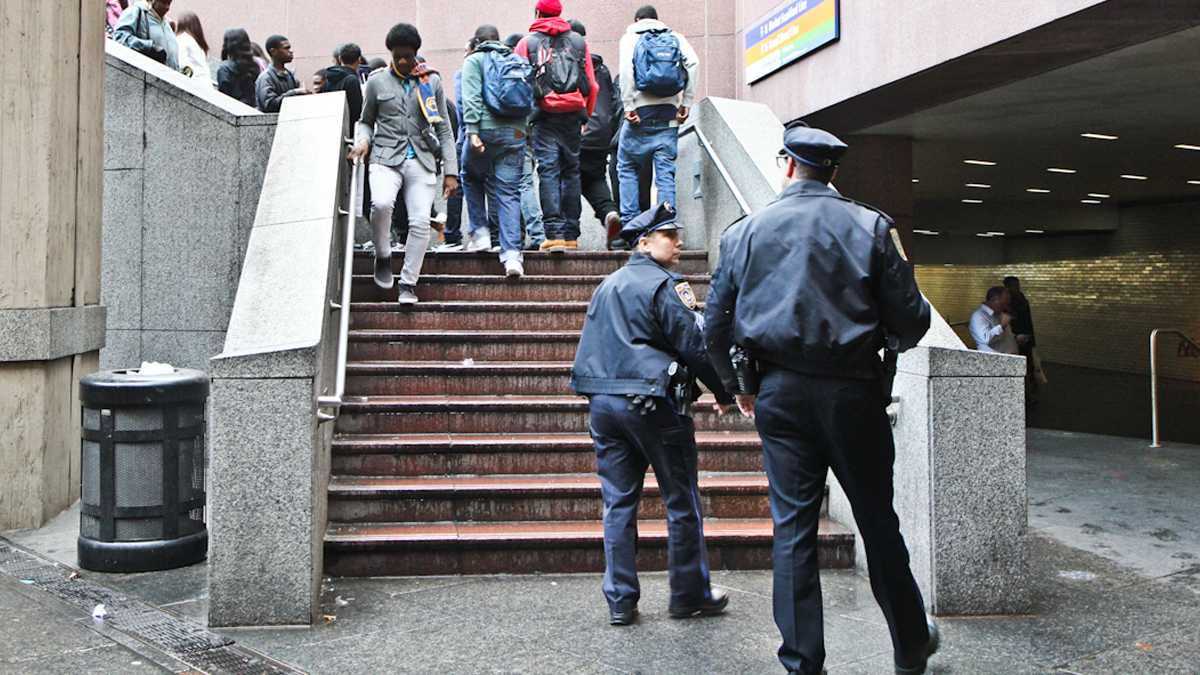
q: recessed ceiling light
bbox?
[987,231,1006,236]
[1081,199,1102,204]
[1025,229,1046,234]
[1026,188,1051,194]
[1189,180,1200,185]
[911,178,920,183]
[1087,193,1111,199]
[1081,133,1119,141]
[975,233,993,238]
[964,159,997,166]
[914,229,940,236]
[965,183,992,189]
[1120,174,1148,180]
[962,199,984,204]
[1174,144,1200,151]
[1047,168,1077,174]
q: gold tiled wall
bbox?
[915,202,1200,382]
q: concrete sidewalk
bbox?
[2,429,1198,673]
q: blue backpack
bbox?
[633,30,687,97]
[483,49,535,119]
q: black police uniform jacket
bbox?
[704,179,930,390]
[572,252,733,405]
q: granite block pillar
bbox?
[829,346,1032,615]
[0,0,106,529]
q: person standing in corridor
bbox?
[255,35,308,113]
[349,23,459,305]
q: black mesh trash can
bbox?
[78,368,208,572]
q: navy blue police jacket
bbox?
[704,179,930,390]
[572,252,734,405]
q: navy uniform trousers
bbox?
[755,368,930,674]
[587,394,713,611]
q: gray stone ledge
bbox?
[210,345,321,380]
[899,345,1027,378]
[0,306,107,362]
[106,40,262,124]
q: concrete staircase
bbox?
[322,250,854,576]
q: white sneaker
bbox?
[464,228,491,253]
[504,259,524,279]
[396,285,419,305]
[489,245,501,253]
[434,242,464,252]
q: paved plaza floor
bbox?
[3,429,1198,674]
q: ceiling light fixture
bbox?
[1081,133,1119,141]
[1189,180,1200,185]
[1087,193,1111,199]
[987,231,1006,236]
[914,229,940,236]
[975,233,993,238]
[1047,168,1077,174]
[1025,229,1046,234]
[911,178,920,183]
[1120,174,1148,180]
[1026,188,1051,194]
[1174,144,1200,151]
[1081,199,1102,204]
[965,183,992,189]
[963,159,997,166]
[961,199,984,204]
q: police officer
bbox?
[704,124,940,675]
[572,202,736,626]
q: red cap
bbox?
[535,0,562,16]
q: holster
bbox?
[667,361,694,417]
[730,345,760,395]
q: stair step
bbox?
[335,395,755,434]
[324,518,854,576]
[353,249,709,276]
[328,472,781,522]
[331,431,764,475]
[348,330,580,361]
[346,361,574,395]
[351,274,709,303]
[350,301,590,331]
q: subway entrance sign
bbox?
[745,0,839,84]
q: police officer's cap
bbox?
[781,126,848,169]
[619,202,680,246]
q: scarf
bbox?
[391,61,444,125]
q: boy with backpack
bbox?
[459,25,535,277]
[515,0,599,252]
[616,5,699,226]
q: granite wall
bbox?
[102,41,277,372]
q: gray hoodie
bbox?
[618,18,700,115]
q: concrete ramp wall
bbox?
[101,41,277,372]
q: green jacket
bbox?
[460,42,530,136]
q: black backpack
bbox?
[526,32,590,101]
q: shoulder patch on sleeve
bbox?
[674,282,698,310]
[889,228,909,262]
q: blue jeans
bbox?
[587,394,713,612]
[521,142,545,246]
[462,128,526,263]
[532,116,583,241]
[616,123,678,224]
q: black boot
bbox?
[374,254,393,290]
[895,616,940,674]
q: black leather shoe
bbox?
[609,605,638,626]
[895,616,940,674]
[668,588,729,618]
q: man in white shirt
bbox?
[969,286,1021,354]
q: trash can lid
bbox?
[80,368,209,407]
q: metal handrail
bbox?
[678,123,753,216]
[1149,328,1200,447]
[316,149,362,423]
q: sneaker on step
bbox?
[604,211,622,243]
[434,241,464,252]
[396,284,419,305]
[540,239,567,252]
[464,229,491,253]
[390,242,405,254]
[373,255,394,290]
[489,245,501,253]
[504,259,524,279]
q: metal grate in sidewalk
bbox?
[0,538,303,675]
